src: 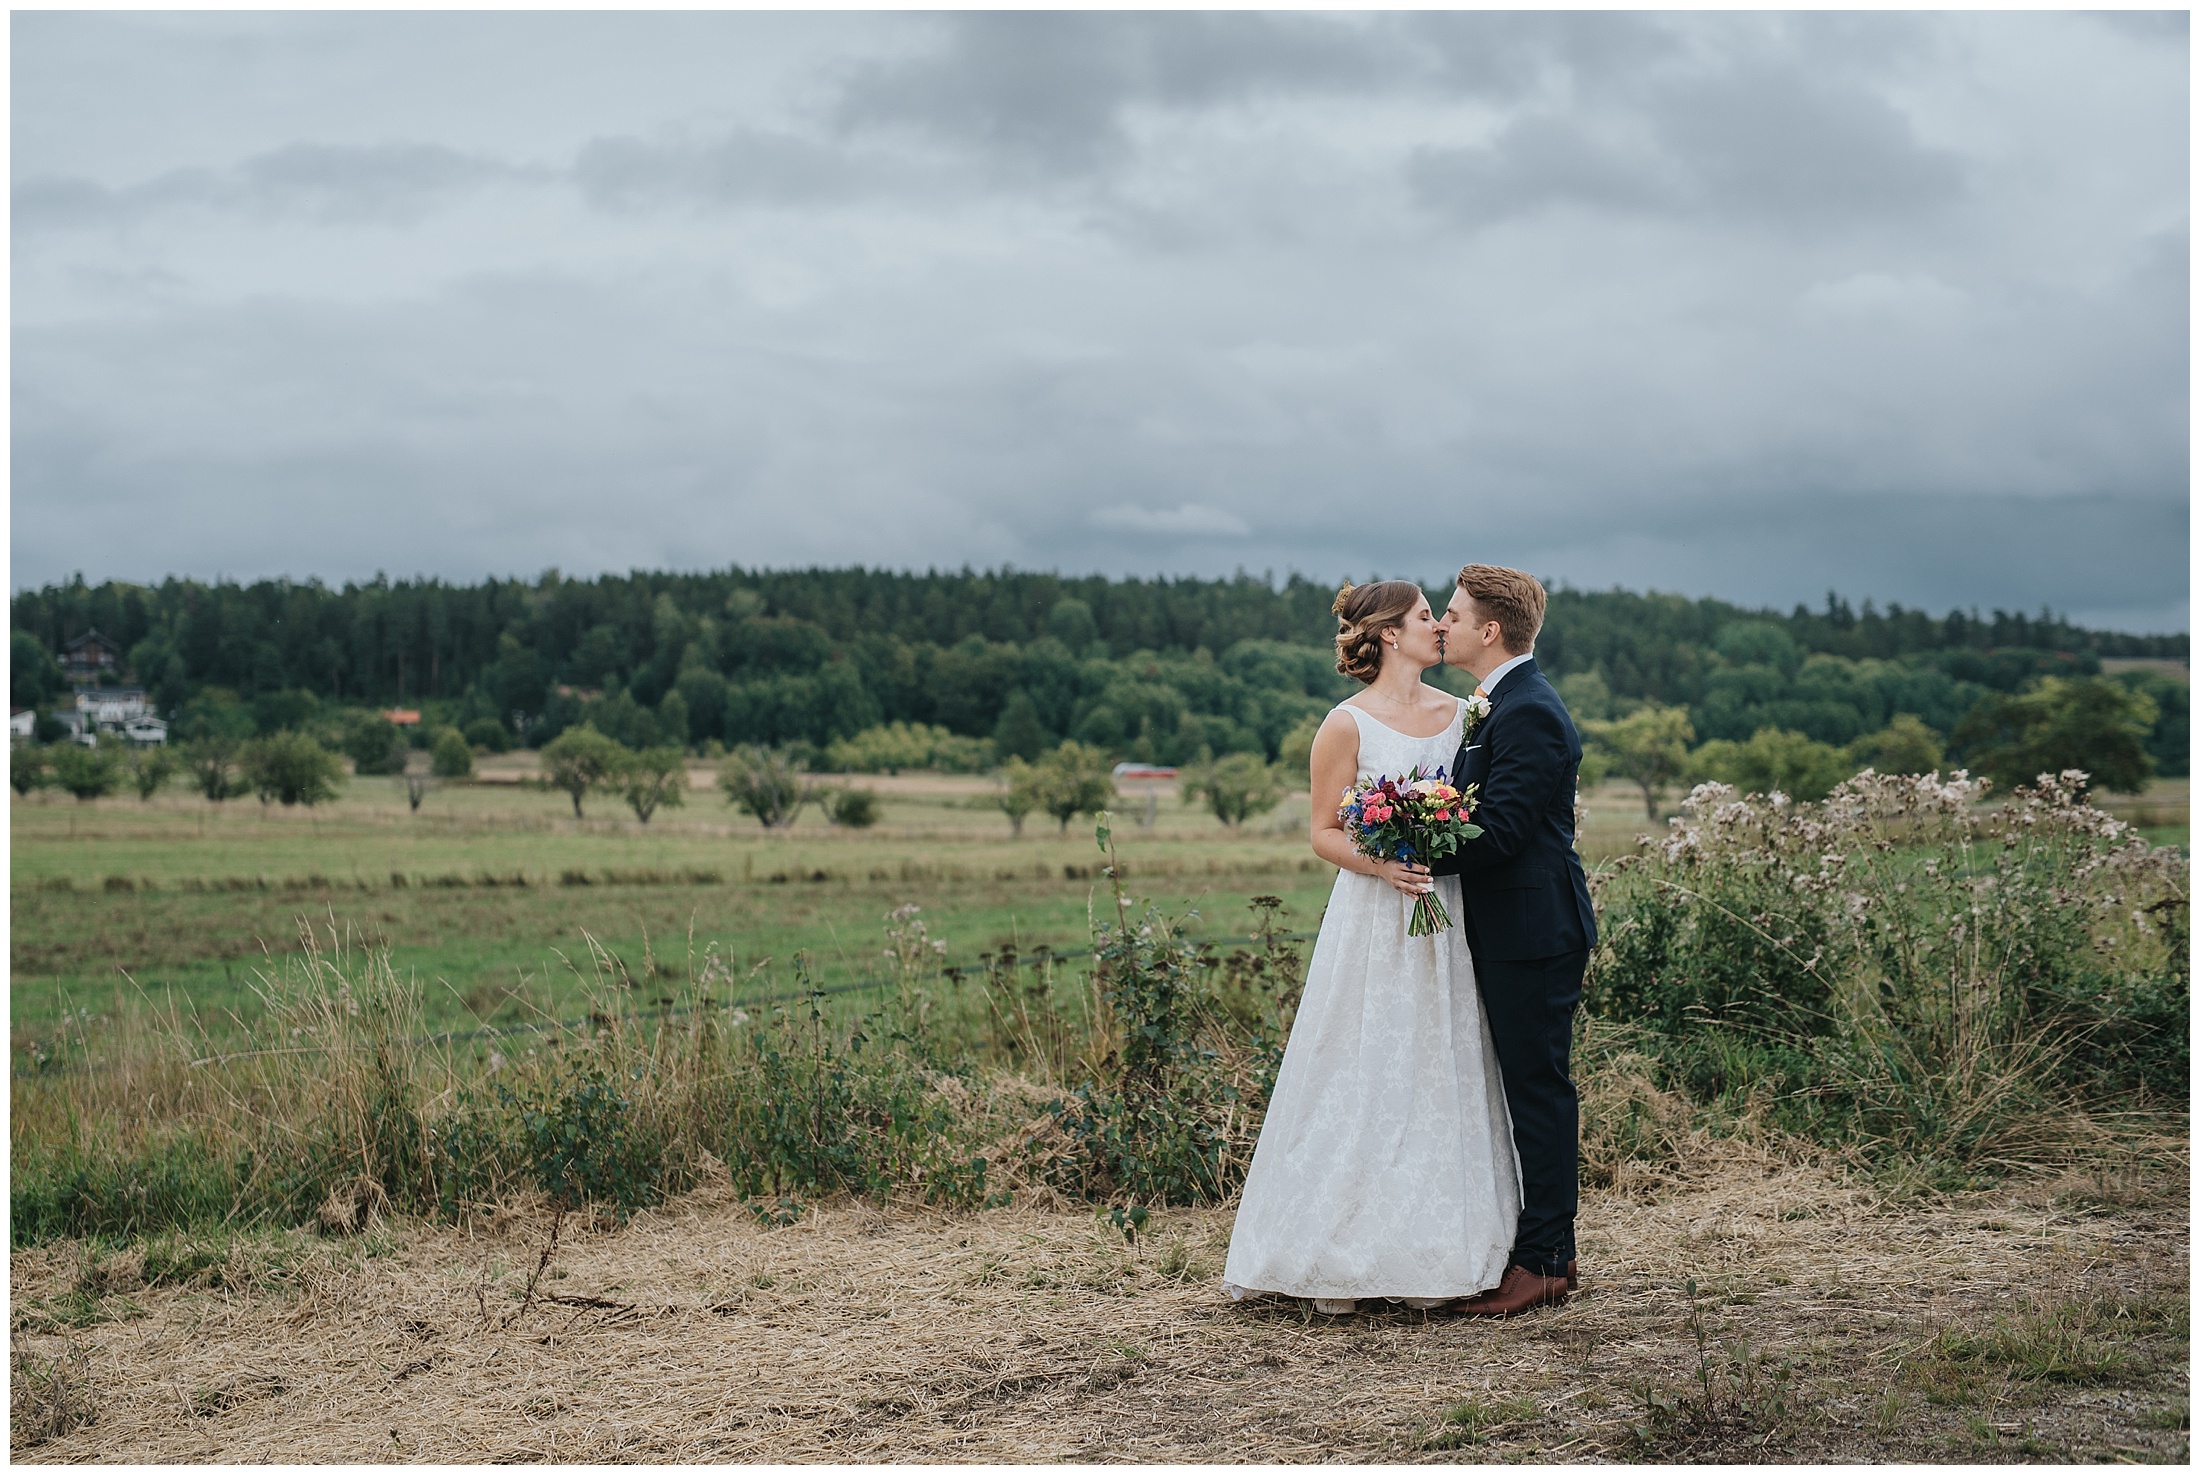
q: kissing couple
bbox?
[1222,564,1599,1318]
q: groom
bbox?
[1429,565,1597,1317]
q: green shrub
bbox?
[241,732,344,806]
[1954,676,2156,796]
[429,726,473,778]
[505,1063,667,1215]
[342,714,408,775]
[825,786,881,827]
[1688,726,1851,802]
[1588,770,2188,1162]
[1847,713,1944,776]
[1180,750,1286,828]
[1277,715,1322,784]
[718,744,811,828]
[48,741,122,802]
[12,745,49,795]
[462,717,511,753]
[824,721,990,774]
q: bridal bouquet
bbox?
[1337,767,1482,936]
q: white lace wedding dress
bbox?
[1222,697,1520,1304]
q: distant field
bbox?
[11,764,2183,1056]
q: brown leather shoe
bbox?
[1566,1259,1579,1291]
[1456,1264,1568,1318]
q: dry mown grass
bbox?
[12,1146,2185,1463]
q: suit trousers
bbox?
[1472,947,1587,1277]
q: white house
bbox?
[76,687,149,726]
[62,688,163,745]
[10,709,34,744]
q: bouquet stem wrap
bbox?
[1408,885,1451,938]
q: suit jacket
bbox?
[1428,657,1599,963]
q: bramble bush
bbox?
[1587,768,2187,1173]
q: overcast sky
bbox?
[12,11,2189,631]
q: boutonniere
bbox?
[1462,690,1492,740]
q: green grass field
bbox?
[13,761,2184,1064]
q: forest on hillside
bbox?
[11,567,2188,777]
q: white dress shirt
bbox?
[1478,650,1534,698]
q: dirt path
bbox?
[12,1153,2187,1462]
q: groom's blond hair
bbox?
[1456,565,1546,655]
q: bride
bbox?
[1221,580,1519,1314]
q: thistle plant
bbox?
[1590,768,2187,1166]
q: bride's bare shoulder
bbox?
[1311,706,1362,750]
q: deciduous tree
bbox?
[181,736,241,802]
[241,732,343,806]
[1953,676,2156,796]
[1181,751,1286,829]
[1035,741,1116,834]
[621,746,688,824]
[540,725,626,819]
[717,744,811,828]
[1846,713,1944,776]
[49,741,123,803]
[1584,704,1695,820]
[128,745,178,802]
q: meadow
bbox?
[9,760,1711,1055]
[10,761,2188,1461]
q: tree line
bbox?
[11,566,2186,796]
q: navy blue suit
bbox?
[1428,656,1596,1277]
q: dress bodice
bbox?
[1339,697,1467,785]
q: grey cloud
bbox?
[573,128,893,211]
[233,142,526,222]
[2088,11,2188,44]
[833,12,1405,172]
[10,12,2187,634]
[1408,116,1672,229]
[1409,10,1680,98]
[1414,61,1962,232]
[1651,68,1963,224]
[15,141,527,231]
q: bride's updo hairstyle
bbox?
[1332,580,1422,684]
